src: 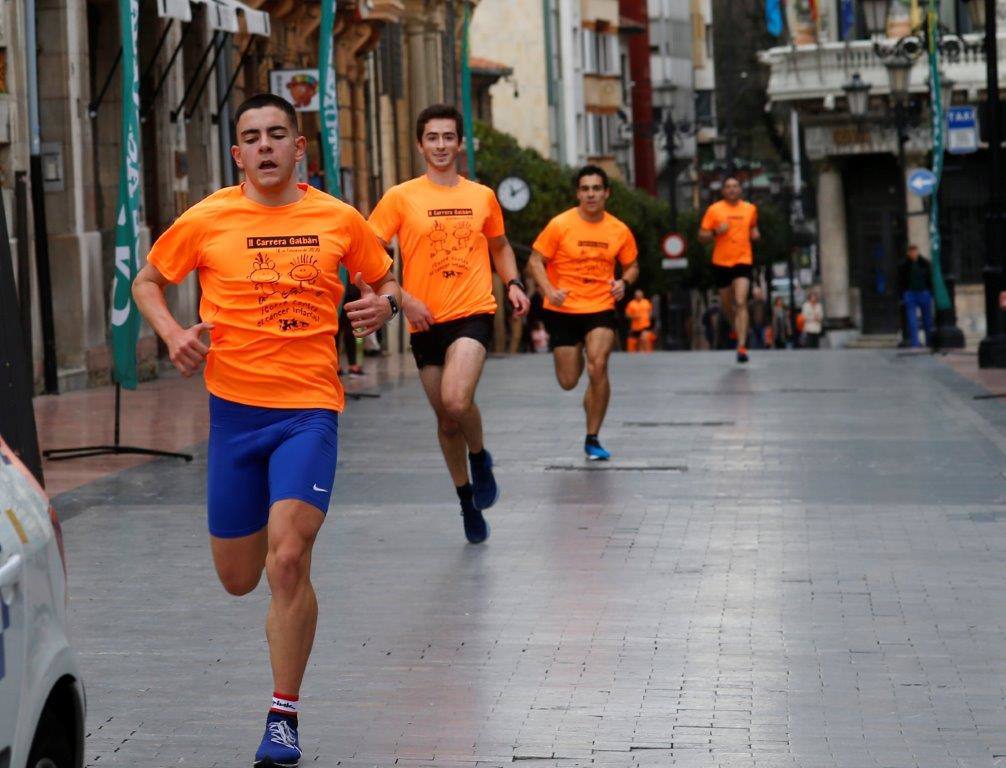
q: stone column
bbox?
[816,161,851,324]
[404,4,427,174]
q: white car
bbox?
[0,437,84,768]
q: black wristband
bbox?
[507,278,526,292]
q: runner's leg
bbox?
[583,326,616,435]
[732,276,751,350]
[210,531,268,595]
[419,363,472,487]
[553,345,585,390]
[264,499,325,696]
[441,337,488,453]
[718,286,735,343]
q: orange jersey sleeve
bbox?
[533,209,636,314]
[369,177,499,328]
[146,184,392,413]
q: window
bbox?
[583,28,618,74]
[586,113,615,156]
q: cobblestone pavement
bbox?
[58,350,1006,768]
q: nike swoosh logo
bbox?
[312,484,328,493]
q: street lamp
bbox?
[842,73,872,118]
[884,55,914,101]
[862,0,890,36]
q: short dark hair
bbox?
[723,176,741,186]
[416,104,464,143]
[575,165,610,189]
[234,93,300,134]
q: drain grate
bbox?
[545,463,687,472]
[624,420,735,427]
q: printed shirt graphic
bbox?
[626,298,652,331]
[368,176,504,330]
[532,208,638,314]
[700,200,758,267]
[146,184,392,412]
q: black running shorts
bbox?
[410,313,494,368]
[542,308,618,349]
[713,263,753,289]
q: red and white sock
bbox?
[270,692,299,720]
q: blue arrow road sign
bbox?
[908,168,938,197]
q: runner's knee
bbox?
[438,413,463,438]
[266,542,311,596]
[441,394,473,422]
[557,371,579,390]
[217,565,263,596]
[586,358,608,381]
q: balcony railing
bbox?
[759,33,1006,102]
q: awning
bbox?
[157,0,270,36]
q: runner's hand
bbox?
[508,284,530,317]
[402,293,435,332]
[345,272,392,337]
[546,286,568,307]
[610,279,627,301]
[167,321,213,378]
[715,221,730,235]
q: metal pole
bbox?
[25,0,58,393]
[723,0,735,176]
[978,0,1006,365]
[665,115,677,229]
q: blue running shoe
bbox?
[254,714,301,768]
[584,441,612,461]
[469,450,500,511]
[461,502,490,544]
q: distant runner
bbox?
[368,104,529,543]
[625,289,653,352]
[132,94,400,768]
[528,165,639,460]
[698,177,760,363]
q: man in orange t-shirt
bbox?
[528,165,639,461]
[368,104,529,544]
[625,290,653,352]
[699,177,760,363]
[132,94,400,768]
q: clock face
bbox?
[497,176,531,212]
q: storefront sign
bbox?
[804,124,930,160]
[269,68,330,112]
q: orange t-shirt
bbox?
[700,200,758,267]
[146,184,392,412]
[626,298,653,331]
[532,208,638,314]
[367,176,505,330]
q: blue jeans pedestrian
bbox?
[903,290,933,347]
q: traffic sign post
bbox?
[661,232,687,270]
[908,168,938,197]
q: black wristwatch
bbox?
[507,278,526,293]
[384,294,400,319]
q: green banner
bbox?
[926,0,951,312]
[110,0,141,389]
[318,0,341,197]
[461,1,477,180]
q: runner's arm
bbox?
[750,225,761,242]
[132,263,212,377]
[611,260,639,301]
[488,235,530,317]
[371,234,432,329]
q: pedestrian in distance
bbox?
[367,103,530,544]
[131,93,402,768]
[625,289,653,353]
[898,244,935,348]
[528,165,639,461]
[698,177,761,363]
[800,290,825,348]
[771,295,791,349]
